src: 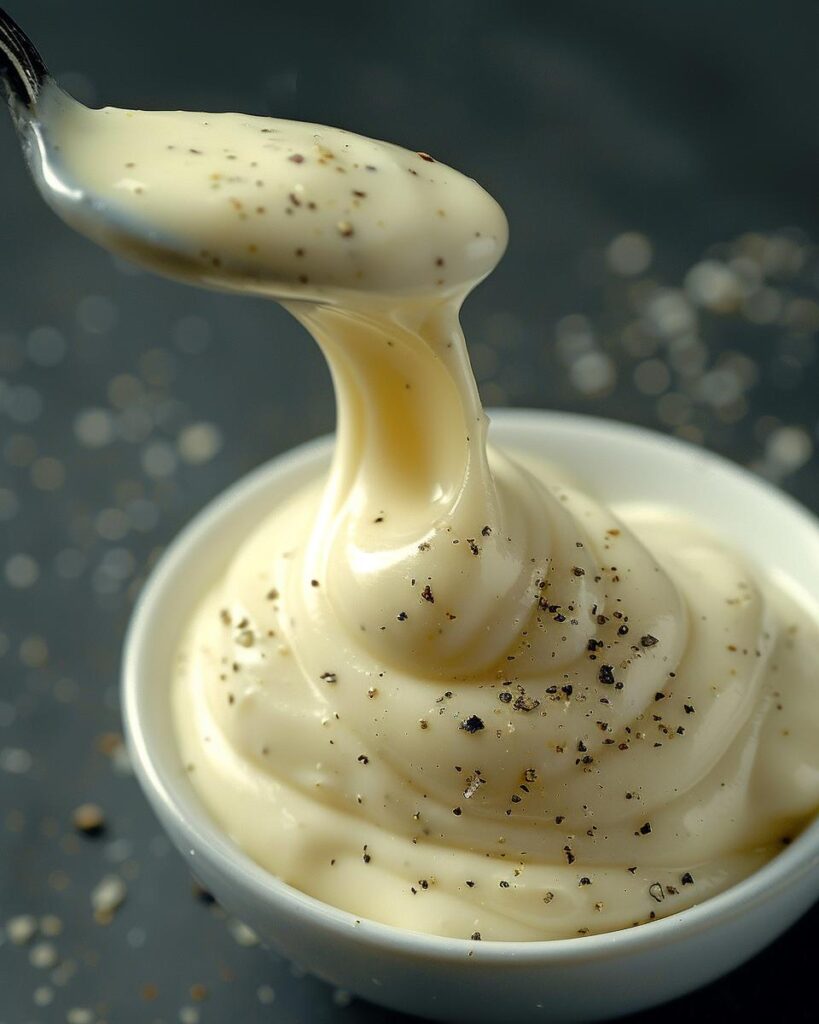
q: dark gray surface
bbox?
[1,1,817,1021]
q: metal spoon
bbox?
[1,7,497,304]
[0,5,48,120]
[0,6,80,190]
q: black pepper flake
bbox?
[397,611,408,621]
[561,684,573,697]
[357,754,369,765]
[362,846,371,864]
[499,880,510,888]
[578,876,592,886]
[641,635,659,648]
[471,931,482,941]
[481,525,492,536]
[639,822,652,835]
[452,807,462,816]
[681,872,694,885]
[684,704,695,714]
[460,715,485,734]
[598,665,616,685]
[572,566,586,577]
[421,585,434,603]
[466,880,475,888]
[563,845,576,865]
[320,672,337,683]
[654,692,666,701]
[513,694,540,712]
[417,151,436,162]
[192,883,216,904]
[618,625,629,636]
[498,691,513,704]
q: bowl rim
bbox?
[122,408,819,964]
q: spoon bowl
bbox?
[1,7,508,306]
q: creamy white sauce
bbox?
[38,95,506,300]
[45,95,819,940]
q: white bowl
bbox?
[122,409,819,1023]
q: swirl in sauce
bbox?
[46,99,819,939]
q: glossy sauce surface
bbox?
[47,95,819,939]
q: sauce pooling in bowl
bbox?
[46,95,819,939]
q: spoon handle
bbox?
[0,7,49,113]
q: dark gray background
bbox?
[1,1,817,1021]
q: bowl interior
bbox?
[123,409,819,957]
